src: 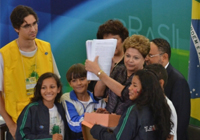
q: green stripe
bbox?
[19,102,39,139]
[116,104,135,140]
[190,117,200,127]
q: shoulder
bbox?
[61,92,71,101]
[167,64,187,81]
[25,102,39,109]
[35,38,51,51]
[20,102,40,116]
[129,105,152,118]
[61,92,77,105]
[0,40,17,52]
[35,38,50,45]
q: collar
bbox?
[70,90,98,103]
[164,62,169,69]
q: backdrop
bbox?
[0,0,191,92]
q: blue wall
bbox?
[0,0,192,92]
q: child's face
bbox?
[128,75,142,101]
[41,77,60,105]
[69,77,88,95]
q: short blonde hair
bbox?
[123,34,150,58]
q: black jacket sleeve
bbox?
[90,105,137,140]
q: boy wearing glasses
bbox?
[0,5,59,140]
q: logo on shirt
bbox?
[51,124,61,134]
[144,125,156,132]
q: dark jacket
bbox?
[105,64,133,115]
[16,100,70,140]
[165,63,190,140]
[90,104,159,140]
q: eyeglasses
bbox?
[21,21,38,30]
[147,53,164,58]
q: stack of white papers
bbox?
[86,39,117,80]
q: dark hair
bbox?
[151,38,171,60]
[123,34,150,58]
[31,72,62,103]
[134,69,171,140]
[66,63,87,82]
[10,5,38,29]
[97,20,128,42]
[145,64,168,87]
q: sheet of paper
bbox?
[86,39,117,80]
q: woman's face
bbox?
[128,75,141,101]
[124,48,145,74]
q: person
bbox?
[145,64,177,140]
[88,19,129,92]
[90,69,172,140]
[16,72,70,140]
[85,34,150,115]
[145,38,190,140]
[61,63,106,140]
[0,5,60,140]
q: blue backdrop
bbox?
[0,0,192,92]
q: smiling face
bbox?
[128,75,142,101]
[41,77,61,107]
[69,77,88,95]
[15,14,38,41]
[124,48,145,75]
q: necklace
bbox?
[17,39,37,83]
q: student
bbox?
[90,69,172,140]
[61,63,106,140]
[16,72,70,140]
[0,5,59,140]
[145,64,177,140]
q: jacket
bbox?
[165,63,190,140]
[61,90,106,139]
[91,104,159,140]
[16,100,70,140]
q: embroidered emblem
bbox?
[144,125,156,132]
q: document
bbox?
[86,39,117,80]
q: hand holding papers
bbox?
[86,39,117,80]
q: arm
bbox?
[85,56,124,97]
[90,125,116,140]
[0,91,17,139]
[94,81,107,97]
[52,53,61,79]
[91,105,136,140]
[167,135,174,140]
[61,99,84,133]
[168,78,190,140]
[0,53,17,139]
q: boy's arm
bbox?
[61,99,84,133]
